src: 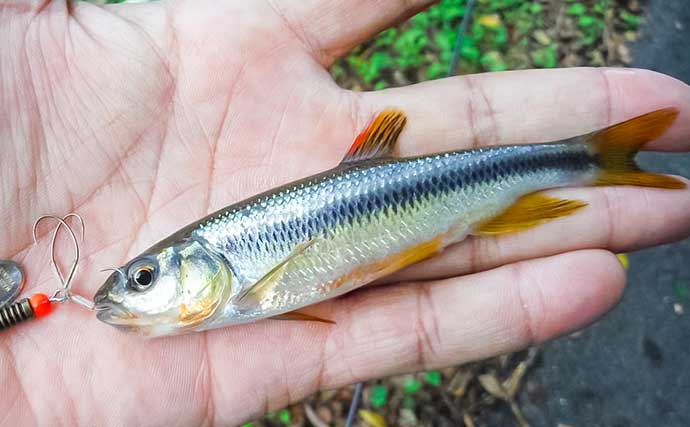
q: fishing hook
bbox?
[32,213,93,310]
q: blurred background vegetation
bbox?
[97,0,647,426]
[332,0,643,90]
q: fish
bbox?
[93,107,685,336]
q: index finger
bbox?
[357,67,690,154]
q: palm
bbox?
[3,1,690,425]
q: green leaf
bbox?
[530,3,543,14]
[481,51,508,72]
[566,3,587,16]
[532,44,558,68]
[427,62,447,80]
[434,29,455,55]
[489,0,522,11]
[374,81,388,91]
[402,396,416,409]
[470,21,485,41]
[370,385,389,408]
[412,11,430,28]
[278,409,291,425]
[370,52,392,69]
[461,45,480,63]
[443,4,466,20]
[620,10,644,26]
[356,52,392,83]
[241,424,254,427]
[393,27,427,68]
[403,377,422,394]
[425,370,442,386]
[374,29,398,47]
[593,0,609,14]
[578,15,598,28]
[494,25,509,46]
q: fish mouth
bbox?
[95,302,137,326]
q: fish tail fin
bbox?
[588,108,685,189]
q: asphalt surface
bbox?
[502,2,690,426]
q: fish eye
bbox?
[129,262,157,291]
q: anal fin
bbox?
[272,311,335,324]
[475,193,587,235]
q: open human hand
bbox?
[2,0,690,425]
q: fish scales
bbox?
[194,143,597,324]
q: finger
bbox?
[386,179,690,283]
[268,0,434,64]
[358,68,690,154]
[323,250,625,384]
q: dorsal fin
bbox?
[342,108,407,163]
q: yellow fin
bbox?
[588,108,686,189]
[234,238,318,307]
[342,108,407,163]
[381,237,443,273]
[475,193,587,235]
[596,171,686,189]
[272,311,336,324]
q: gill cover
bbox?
[174,239,233,329]
[95,238,233,336]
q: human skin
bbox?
[1,1,690,425]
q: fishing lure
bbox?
[0,214,92,331]
[93,107,685,336]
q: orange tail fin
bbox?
[588,108,685,189]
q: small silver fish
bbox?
[94,108,685,336]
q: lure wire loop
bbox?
[32,213,93,310]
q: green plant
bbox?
[425,370,442,387]
[403,376,422,394]
[370,385,389,408]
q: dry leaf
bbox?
[359,410,387,427]
[504,361,527,398]
[533,30,551,45]
[617,253,629,269]
[478,373,507,400]
[478,14,502,29]
[448,369,474,397]
[463,413,476,427]
[304,404,330,427]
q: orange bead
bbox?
[29,293,53,318]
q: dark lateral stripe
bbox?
[225,145,595,253]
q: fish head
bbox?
[94,238,233,336]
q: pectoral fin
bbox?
[475,193,587,235]
[234,238,318,307]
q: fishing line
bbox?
[448,0,477,77]
[344,1,476,424]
